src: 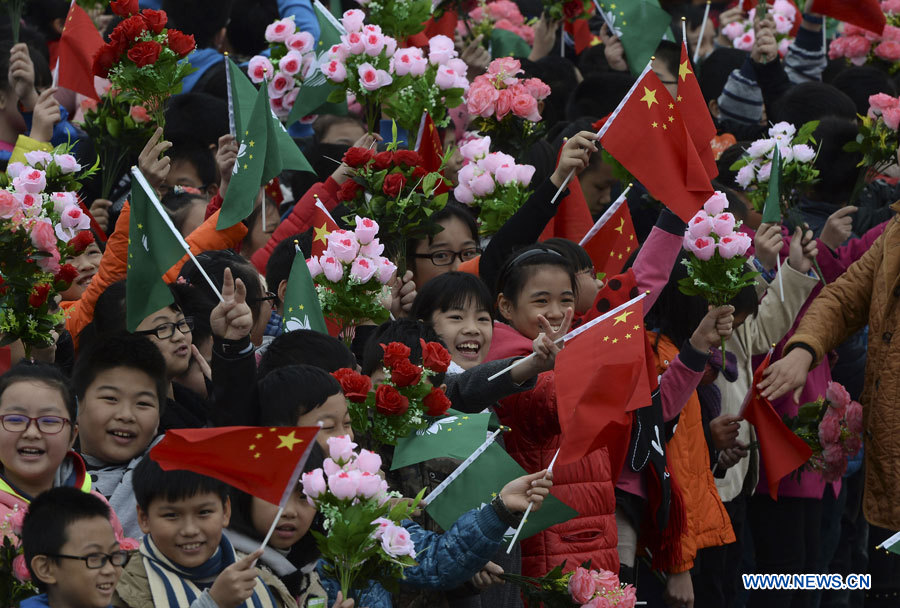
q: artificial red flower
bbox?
[54,264,78,285]
[110,0,139,16]
[166,29,196,57]
[28,283,51,308]
[339,179,362,202]
[375,384,409,416]
[423,386,452,417]
[411,166,428,181]
[392,150,421,167]
[128,40,162,67]
[420,339,452,373]
[372,151,394,171]
[563,0,584,19]
[0,276,6,295]
[390,359,422,387]
[92,43,121,78]
[67,231,95,254]
[342,147,374,168]
[141,9,168,34]
[331,368,372,403]
[112,15,148,48]
[381,341,411,368]
[382,173,406,197]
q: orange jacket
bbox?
[651,333,735,573]
[63,202,248,346]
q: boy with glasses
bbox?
[22,487,131,608]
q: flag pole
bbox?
[578,183,632,247]
[693,1,711,64]
[225,53,236,138]
[255,505,285,562]
[487,291,648,381]
[506,447,560,553]
[560,23,565,56]
[130,167,225,303]
[681,17,689,58]
[414,111,428,151]
[776,254,784,303]
[420,428,503,506]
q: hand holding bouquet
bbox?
[722,0,797,55]
[501,561,637,607]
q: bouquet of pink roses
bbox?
[0,506,37,606]
[722,0,797,55]
[247,17,317,119]
[457,0,535,47]
[501,561,637,607]
[453,135,535,236]
[466,58,550,160]
[678,192,757,358]
[829,7,900,73]
[301,435,422,600]
[844,93,900,175]
[0,144,99,352]
[307,216,395,344]
[784,381,863,483]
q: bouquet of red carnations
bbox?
[332,340,453,446]
[91,0,196,127]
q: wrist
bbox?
[492,494,524,524]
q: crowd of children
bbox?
[1,0,900,607]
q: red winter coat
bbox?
[487,322,618,578]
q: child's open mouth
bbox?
[275,523,297,539]
[456,341,481,359]
[178,542,204,553]
[17,446,45,460]
[108,429,137,444]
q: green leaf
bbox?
[105,117,121,138]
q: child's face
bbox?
[136,306,193,379]
[498,267,575,341]
[250,485,316,550]
[430,301,493,370]
[76,367,160,465]
[0,380,76,497]
[574,269,603,315]
[297,392,353,447]
[412,217,478,288]
[137,493,231,568]
[37,516,123,608]
[60,242,102,301]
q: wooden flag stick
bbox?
[255,505,285,563]
[560,23,565,56]
[693,1,711,64]
[776,254,784,303]
[506,448,560,553]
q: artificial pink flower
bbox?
[13,169,47,194]
[341,8,365,33]
[248,55,274,83]
[567,567,595,604]
[342,31,365,54]
[356,449,382,474]
[350,256,378,283]
[354,216,379,244]
[428,34,456,65]
[320,255,344,282]
[511,92,541,121]
[685,235,716,261]
[846,401,863,435]
[328,470,361,500]
[265,17,296,43]
[687,211,713,239]
[703,191,729,215]
[324,59,347,82]
[301,468,326,499]
[279,50,304,76]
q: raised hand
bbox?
[209,549,264,608]
[819,206,857,251]
[88,199,113,234]
[787,225,818,274]
[599,24,628,71]
[30,88,61,143]
[757,347,813,402]
[138,127,172,194]
[332,131,380,184]
[209,267,253,340]
[8,43,37,110]
[689,305,735,353]
[459,34,491,76]
[529,14,561,62]
[709,414,742,451]
[389,270,417,318]
[753,223,783,271]
[551,131,599,187]
[216,133,238,195]
[499,468,553,513]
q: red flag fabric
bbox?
[599,65,714,223]
[406,11,459,47]
[809,0,886,35]
[676,42,718,180]
[579,193,639,278]
[565,19,600,54]
[310,198,340,258]
[416,113,450,195]
[555,295,651,468]
[539,139,594,242]
[741,352,813,500]
[54,3,104,99]
[150,426,320,506]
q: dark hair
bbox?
[133,456,229,512]
[410,271,493,324]
[167,142,218,190]
[710,183,750,224]
[162,0,234,48]
[520,56,578,129]
[22,487,111,591]
[360,319,446,385]
[257,330,356,379]
[312,115,367,144]
[72,332,168,409]
[698,48,748,103]
[227,442,325,565]
[565,71,635,123]
[0,40,13,92]
[576,44,611,78]
[771,82,857,126]
[0,361,76,423]
[543,238,593,273]
[808,117,863,205]
[164,93,229,147]
[226,0,279,57]
[831,66,897,116]
[494,245,577,304]
[265,234,310,308]
[258,364,342,427]
[716,142,751,191]
[25,0,69,42]
[406,202,478,270]
[654,40,681,82]
[179,250,265,320]
[161,191,208,234]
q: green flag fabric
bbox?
[217,76,270,230]
[762,144,782,224]
[283,248,329,334]
[598,0,671,76]
[426,442,578,542]
[391,412,494,470]
[126,172,189,332]
[879,530,900,556]
[287,0,347,123]
[490,28,531,58]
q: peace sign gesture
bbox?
[210,267,253,340]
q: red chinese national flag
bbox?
[53,2,104,99]
[415,113,450,195]
[809,0,886,35]
[599,65,713,223]
[579,192,638,278]
[539,141,594,242]
[150,426,320,506]
[555,293,651,470]
[310,198,339,258]
[676,42,718,181]
[741,352,813,500]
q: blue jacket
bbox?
[318,504,510,607]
